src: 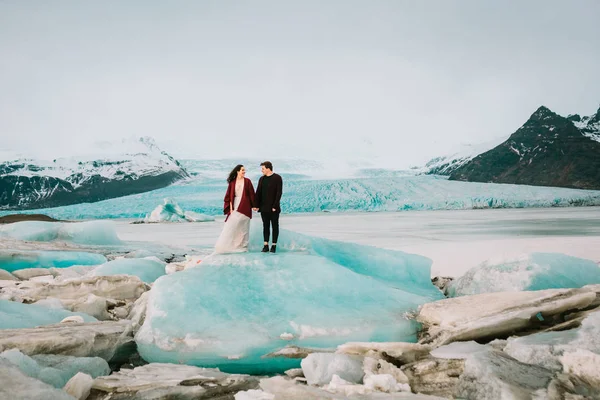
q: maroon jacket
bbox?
[224,177,256,220]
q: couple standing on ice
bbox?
[214,161,283,254]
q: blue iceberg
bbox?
[448,253,600,296]
[136,226,443,374]
[145,198,215,223]
[91,258,165,283]
[0,220,121,245]
[0,250,107,273]
[0,349,110,388]
[0,300,97,329]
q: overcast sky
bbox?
[1,0,599,167]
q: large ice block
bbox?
[0,349,110,388]
[136,228,442,374]
[0,220,121,245]
[448,253,600,296]
[0,299,97,329]
[0,250,106,273]
[91,258,165,283]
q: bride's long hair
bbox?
[227,165,244,183]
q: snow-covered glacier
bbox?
[136,224,443,374]
[4,175,600,220]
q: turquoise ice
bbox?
[3,175,600,220]
[0,220,121,245]
[0,250,106,272]
[448,253,600,296]
[0,349,110,388]
[145,198,215,222]
[136,226,443,374]
[92,258,165,283]
[0,300,97,329]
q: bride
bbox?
[214,164,257,254]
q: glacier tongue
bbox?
[136,226,442,374]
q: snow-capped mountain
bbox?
[448,105,600,190]
[568,106,600,143]
[0,137,190,210]
[420,137,508,176]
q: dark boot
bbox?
[270,245,277,253]
[261,245,269,253]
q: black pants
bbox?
[261,211,279,243]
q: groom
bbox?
[254,161,283,253]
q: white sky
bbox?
[1,0,599,168]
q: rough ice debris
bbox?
[0,220,121,245]
[429,341,490,359]
[0,349,109,388]
[448,253,600,296]
[456,350,554,400]
[0,320,133,361]
[0,358,75,400]
[145,198,215,222]
[301,353,364,386]
[0,250,107,273]
[0,299,96,329]
[504,310,600,372]
[91,258,165,283]
[63,372,94,400]
[136,228,442,374]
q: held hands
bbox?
[272,208,276,212]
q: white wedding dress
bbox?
[214,179,251,254]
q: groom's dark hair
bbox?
[260,161,273,171]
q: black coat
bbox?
[255,173,283,213]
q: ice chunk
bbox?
[92,363,260,398]
[364,374,410,393]
[91,258,166,283]
[0,220,121,245]
[0,349,109,388]
[429,341,489,359]
[0,320,133,361]
[0,358,75,400]
[247,375,445,399]
[247,223,437,296]
[301,353,364,386]
[145,198,215,223]
[0,250,106,273]
[455,350,553,399]
[0,299,96,329]
[136,230,442,374]
[417,287,596,347]
[0,269,17,281]
[448,253,600,296]
[503,310,600,372]
[11,268,53,280]
[64,372,93,400]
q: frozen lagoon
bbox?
[113,206,600,278]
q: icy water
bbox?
[114,206,600,278]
